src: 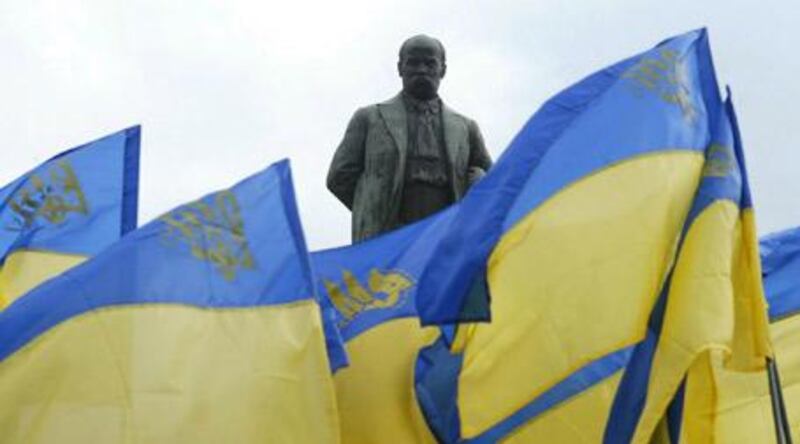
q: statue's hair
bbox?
[398,35,446,62]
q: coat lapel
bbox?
[377,94,407,212]
[441,104,462,182]
[377,94,407,159]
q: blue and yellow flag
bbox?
[604,94,772,443]
[671,225,800,444]
[0,160,342,443]
[762,226,800,321]
[0,127,140,308]
[414,29,725,443]
[311,209,460,443]
[758,226,800,442]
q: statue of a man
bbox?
[327,34,492,242]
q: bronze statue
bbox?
[327,34,492,243]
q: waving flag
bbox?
[670,226,800,444]
[311,209,459,444]
[756,227,800,442]
[414,29,724,443]
[0,160,342,443]
[0,127,140,308]
[604,95,772,443]
[762,226,800,321]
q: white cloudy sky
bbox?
[1,1,798,250]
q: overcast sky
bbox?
[2,1,798,250]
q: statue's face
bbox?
[398,40,446,100]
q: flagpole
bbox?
[767,357,793,444]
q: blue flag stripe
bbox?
[120,126,141,235]
[666,380,686,443]
[603,328,662,443]
[760,227,800,320]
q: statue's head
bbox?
[397,34,447,100]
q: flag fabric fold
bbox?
[758,226,800,442]
[311,209,460,444]
[0,160,343,443]
[413,29,727,443]
[0,126,140,308]
[762,226,800,321]
[604,94,772,443]
[678,226,800,444]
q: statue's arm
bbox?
[467,119,492,183]
[327,108,368,210]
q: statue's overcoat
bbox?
[328,93,492,242]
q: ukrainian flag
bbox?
[604,95,772,443]
[0,126,140,308]
[0,160,343,443]
[414,29,725,442]
[668,225,800,444]
[756,227,800,442]
[311,208,460,443]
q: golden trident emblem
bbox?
[159,190,257,281]
[624,48,698,123]
[5,160,89,232]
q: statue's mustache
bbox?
[409,74,435,84]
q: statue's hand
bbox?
[467,166,486,185]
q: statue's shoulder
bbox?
[441,102,480,129]
[346,94,405,126]
[349,95,400,122]
[376,94,404,108]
